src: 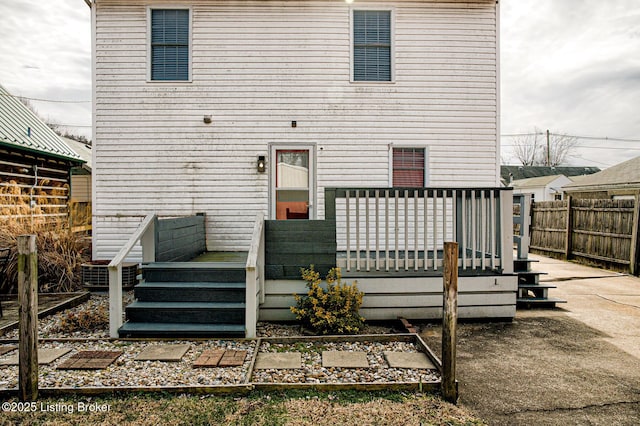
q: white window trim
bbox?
[349,7,396,84]
[388,144,429,187]
[268,143,317,220]
[146,6,193,83]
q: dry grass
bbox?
[0,182,90,294]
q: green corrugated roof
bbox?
[0,85,83,162]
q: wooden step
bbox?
[134,282,245,303]
[118,322,245,338]
[517,271,548,285]
[125,301,245,324]
[517,297,567,307]
[141,262,245,283]
[514,258,539,272]
[518,283,557,289]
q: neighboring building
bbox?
[501,165,600,186]
[91,0,517,337]
[564,156,640,199]
[511,175,573,202]
[63,137,93,230]
[0,85,83,223]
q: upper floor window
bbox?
[353,10,391,82]
[393,148,425,187]
[150,9,190,81]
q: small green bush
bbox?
[291,266,365,335]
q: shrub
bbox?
[291,266,365,335]
[54,305,108,333]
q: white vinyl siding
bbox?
[93,0,499,257]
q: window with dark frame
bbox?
[393,148,425,187]
[151,9,189,81]
[353,10,391,82]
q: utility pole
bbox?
[546,129,551,166]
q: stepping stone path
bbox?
[384,351,436,369]
[193,349,247,368]
[322,351,369,368]
[57,351,123,370]
[135,344,190,362]
[0,348,71,366]
[0,346,17,356]
[254,352,301,369]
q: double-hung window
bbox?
[150,9,190,81]
[353,10,391,82]
[393,148,425,187]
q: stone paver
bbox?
[193,349,225,368]
[254,352,301,369]
[384,351,435,369]
[0,346,17,356]
[322,351,369,368]
[57,351,123,370]
[0,348,71,366]
[135,344,190,362]
[218,350,246,367]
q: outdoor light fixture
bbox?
[291,121,297,128]
[257,155,266,173]
[203,115,212,124]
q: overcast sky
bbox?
[0,0,639,168]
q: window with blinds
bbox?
[353,10,391,82]
[151,9,190,81]
[393,148,425,187]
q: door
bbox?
[271,147,314,220]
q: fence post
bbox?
[18,234,38,401]
[442,241,458,404]
[564,196,573,260]
[630,194,640,275]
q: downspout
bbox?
[30,165,38,231]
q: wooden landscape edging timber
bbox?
[530,197,640,274]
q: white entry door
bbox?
[270,146,315,220]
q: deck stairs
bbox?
[118,254,247,338]
[515,258,566,308]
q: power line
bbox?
[502,144,640,151]
[501,132,640,143]
[0,93,91,104]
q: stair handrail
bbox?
[108,213,157,338]
[245,212,265,338]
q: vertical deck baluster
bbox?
[471,190,477,270]
[355,190,360,272]
[490,190,496,270]
[385,190,390,272]
[424,189,428,271]
[462,190,467,270]
[480,191,487,271]
[375,190,380,271]
[452,190,457,247]
[365,190,370,272]
[404,190,409,271]
[414,189,419,271]
[433,190,438,271]
[345,190,351,272]
[395,189,400,271]
[443,189,447,243]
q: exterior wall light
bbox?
[203,115,212,124]
[257,155,266,173]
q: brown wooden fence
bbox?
[530,197,640,274]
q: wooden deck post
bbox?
[565,195,573,260]
[18,234,38,401]
[442,241,458,404]
[630,194,640,275]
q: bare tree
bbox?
[509,128,578,166]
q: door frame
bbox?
[269,143,317,220]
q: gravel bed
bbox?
[0,293,439,389]
[252,341,439,384]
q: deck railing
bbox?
[245,212,265,338]
[325,188,514,274]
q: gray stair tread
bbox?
[517,297,567,303]
[517,271,548,275]
[136,282,245,289]
[518,283,557,289]
[119,322,245,332]
[127,301,245,309]
[142,262,245,269]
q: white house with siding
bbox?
[90,0,516,338]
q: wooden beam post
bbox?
[18,234,38,401]
[565,195,573,260]
[442,241,458,404]
[630,194,640,275]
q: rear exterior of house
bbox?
[91,0,516,337]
